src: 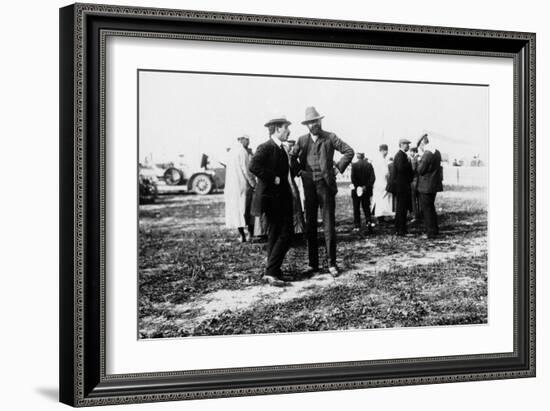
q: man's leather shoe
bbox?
[262,274,289,287]
[328,266,340,278]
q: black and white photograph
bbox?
[138,70,489,339]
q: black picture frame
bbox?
[59,3,535,407]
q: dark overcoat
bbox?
[417,149,443,194]
[351,159,376,197]
[388,149,414,194]
[249,139,292,217]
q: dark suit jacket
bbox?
[290,130,354,195]
[388,150,414,194]
[249,139,292,217]
[417,149,443,194]
[351,159,376,197]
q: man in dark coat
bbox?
[290,106,354,277]
[388,138,414,235]
[409,146,422,221]
[249,116,294,285]
[350,152,376,232]
[416,134,443,238]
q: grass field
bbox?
[138,184,487,338]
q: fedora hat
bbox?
[264,116,291,127]
[301,106,325,124]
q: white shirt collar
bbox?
[310,133,319,142]
[271,135,283,148]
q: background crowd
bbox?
[224,107,444,284]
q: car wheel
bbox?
[164,167,183,185]
[191,174,213,195]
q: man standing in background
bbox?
[389,138,414,236]
[409,146,422,222]
[416,133,443,238]
[290,106,354,277]
[224,135,256,242]
[350,152,376,233]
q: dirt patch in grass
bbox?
[141,254,487,338]
[138,188,488,338]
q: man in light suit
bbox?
[290,107,354,277]
[249,116,294,286]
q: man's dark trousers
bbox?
[302,174,336,268]
[419,193,438,237]
[411,184,422,220]
[265,193,293,276]
[391,150,413,235]
[395,191,411,235]
[351,190,371,228]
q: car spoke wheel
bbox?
[164,167,183,185]
[191,174,213,195]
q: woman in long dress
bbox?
[224,136,256,242]
[371,144,395,220]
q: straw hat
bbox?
[264,116,291,127]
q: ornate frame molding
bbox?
[60,3,535,407]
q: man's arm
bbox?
[249,143,275,184]
[367,162,376,187]
[350,163,359,187]
[239,148,256,188]
[330,134,354,173]
[289,139,302,178]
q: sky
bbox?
[139,70,488,167]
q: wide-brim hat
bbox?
[301,106,325,124]
[264,116,291,127]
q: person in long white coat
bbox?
[371,144,395,220]
[224,135,257,242]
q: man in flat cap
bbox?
[290,106,354,277]
[388,138,414,235]
[249,117,294,285]
[416,133,443,238]
[350,152,376,233]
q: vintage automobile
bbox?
[138,164,159,204]
[158,153,226,195]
